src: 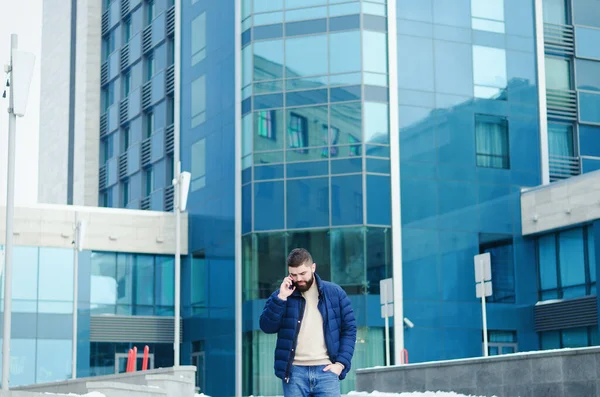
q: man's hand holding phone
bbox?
[277,276,295,301]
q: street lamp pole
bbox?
[2,33,35,391]
[173,161,190,367]
[2,33,18,392]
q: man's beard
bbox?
[295,273,315,292]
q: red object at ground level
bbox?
[142,345,149,371]
[126,349,134,372]
[401,348,409,364]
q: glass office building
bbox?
[90,0,600,396]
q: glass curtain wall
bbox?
[240,0,392,394]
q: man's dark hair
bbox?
[287,248,313,268]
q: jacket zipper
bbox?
[284,297,305,383]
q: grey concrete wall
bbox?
[13,366,195,395]
[355,347,600,397]
[38,0,72,205]
[521,169,600,236]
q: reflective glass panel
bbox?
[580,91,600,124]
[366,227,392,293]
[331,228,365,294]
[39,247,73,303]
[254,181,285,231]
[254,0,283,13]
[135,255,154,307]
[285,6,327,21]
[331,175,363,226]
[286,0,326,8]
[254,40,284,81]
[573,0,600,28]
[473,45,507,99]
[91,252,117,314]
[364,102,389,144]
[545,56,571,90]
[243,44,252,87]
[543,0,567,24]
[331,102,362,146]
[287,178,329,228]
[254,109,284,152]
[285,35,328,78]
[559,228,586,288]
[329,31,361,74]
[13,246,38,301]
[538,234,558,291]
[286,106,328,150]
[471,0,505,33]
[576,59,600,92]
[37,339,72,383]
[363,31,387,74]
[548,123,574,157]
[242,113,252,157]
[576,27,600,60]
[286,230,331,281]
[155,256,174,308]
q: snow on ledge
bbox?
[347,392,493,397]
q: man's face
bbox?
[289,262,315,293]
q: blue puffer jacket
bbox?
[259,273,357,382]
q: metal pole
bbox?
[174,161,181,367]
[2,33,18,391]
[383,284,390,366]
[481,259,488,357]
[72,213,79,378]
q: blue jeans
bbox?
[282,365,341,397]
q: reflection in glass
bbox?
[473,45,507,99]
[575,27,600,60]
[285,35,328,78]
[364,102,389,144]
[576,59,600,92]
[572,0,600,28]
[242,45,252,87]
[254,0,283,13]
[471,0,505,33]
[366,228,392,293]
[244,233,286,300]
[545,56,571,90]
[254,40,284,81]
[329,31,361,74]
[155,257,174,310]
[286,0,326,8]
[286,106,328,151]
[254,11,283,25]
[285,6,327,21]
[242,113,252,157]
[543,0,567,24]
[286,178,329,228]
[331,228,365,294]
[331,102,362,146]
[10,339,36,386]
[331,175,363,226]
[12,247,38,301]
[39,247,73,305]
[191,253,207,313]
[37,339,72,383]
[475,114,509,169]
[255,151,284,164]
[254,110,284,152]
[363,31,387,74]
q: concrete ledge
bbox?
[13,366,196,395]
[356,346,600,397]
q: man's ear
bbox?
[312,263,316,273]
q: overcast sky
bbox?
[0,1,42,206]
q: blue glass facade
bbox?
[0,246,174,386]
[89,0,600,396]
[397,0,541,363]
[543,0,600,178]
[100,0,176,211]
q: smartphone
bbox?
[289,280,297,290]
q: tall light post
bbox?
[72,213,86,378]
[173,161,190,366]
[2,34,35,390]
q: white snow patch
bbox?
[347,392,495,397]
